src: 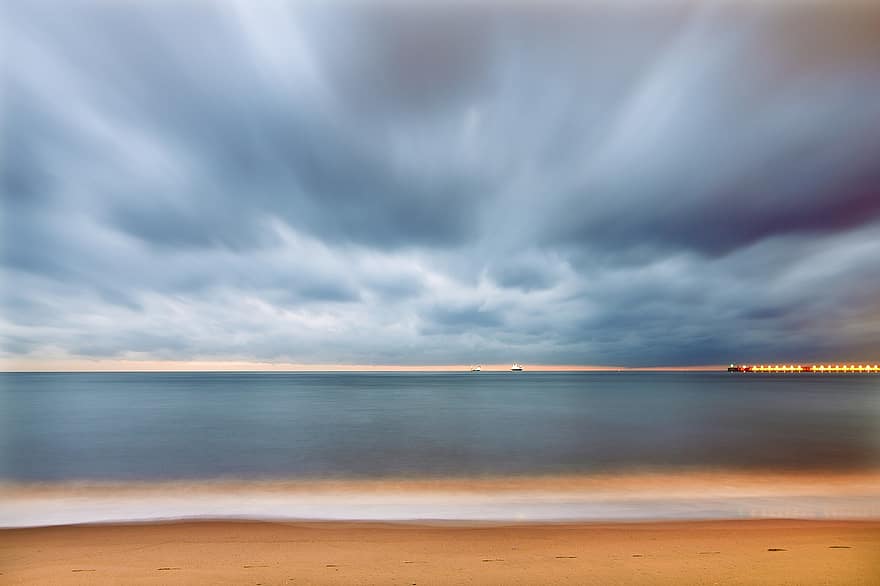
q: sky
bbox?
[2,0,880,370]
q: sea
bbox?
[2,371,879,526]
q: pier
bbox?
[728,364,880,373]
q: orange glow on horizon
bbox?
[0,358,728,373]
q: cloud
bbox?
[2,0,880,367]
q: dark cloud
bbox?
[2,1,880,366]
[314,3,497,117]
[423,304,504,333]
[488,257,560,292]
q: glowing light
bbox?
[728,362,879,373]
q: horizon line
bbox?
[0,359,732,373]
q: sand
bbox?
[2,519,878,585]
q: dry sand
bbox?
[2,519,878,585]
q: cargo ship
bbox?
[728,363,880,373]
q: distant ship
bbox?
[510,363,523,371]
[470,365,482,372]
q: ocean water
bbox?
[2,371,879,526]
[2,371,879,481]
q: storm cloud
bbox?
[2,0,879,367]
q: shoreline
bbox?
[3,471,879,528]
[6,468,880,490]
[2,518,878,584]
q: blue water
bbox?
[1,372,879,482]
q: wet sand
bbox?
[2,519,878,585]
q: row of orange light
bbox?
[748,364,880,372]
[811,365,880,372]
[750,365,804,371]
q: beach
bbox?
[3,372,879,583]
[2,519,879,585]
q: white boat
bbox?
[470,365,482,372]
[510,363,523,371]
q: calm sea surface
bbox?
[1,372,879,482]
